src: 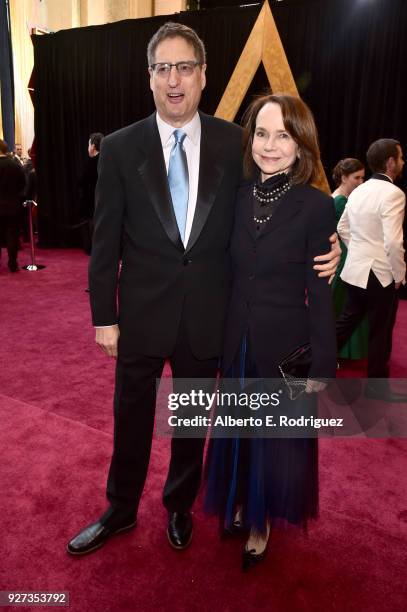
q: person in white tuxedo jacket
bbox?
[336,138,407,402]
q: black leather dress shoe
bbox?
[364,385,407,403]
[242,545,268,572]
[67,509,136,556]
[8,262,19,272]
[167,512,193,550]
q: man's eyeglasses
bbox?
[150,61,202,77]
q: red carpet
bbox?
[1,247,406,611]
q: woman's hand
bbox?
[305,379,327,393]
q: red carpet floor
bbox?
[0,247,406,612]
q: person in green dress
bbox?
[332,158,368,359]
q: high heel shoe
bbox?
[221,520,247,539]
[221,508,246,539]
[242,545,268,571]
[242,524,270,571]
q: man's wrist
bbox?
[94,324,118,328]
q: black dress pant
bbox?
[336,271,398,378]
[106,315,218,517]
[0,213,19,267]
[80,219,93,255]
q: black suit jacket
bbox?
[0,156,27,215]
[89,112,243,359]
[79,155,99,219]
[222,182,338,379]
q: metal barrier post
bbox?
[22,200,46,271]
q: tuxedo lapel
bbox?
[185,113,225,253]
[137,113,184,251]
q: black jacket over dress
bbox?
[89,112,243,360]
[203,180,338,533]
[222,182,338,379]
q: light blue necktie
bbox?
[168,129,189,242]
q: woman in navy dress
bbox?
[204,94,337,570]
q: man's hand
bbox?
[95,324,120,358]
[305,379,327,394]
[395,281,402,289]
[313,232,341,284]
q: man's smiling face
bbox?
[149,36,206,127]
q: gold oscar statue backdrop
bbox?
[215,1,329,193]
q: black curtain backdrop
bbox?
[32,0,407,247]
[0,0,15,149]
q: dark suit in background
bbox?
[0,156,26,271]
[79,154,99,254]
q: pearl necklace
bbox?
[254,212,273,224]
[253,177,291,224]
[253,179,291,204]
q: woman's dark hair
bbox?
[242,92,320,184]
[366,138,400,174]
[332,158,364,187]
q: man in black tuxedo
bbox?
[67,22,339,556]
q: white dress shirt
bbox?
[156,112,201,247]
[338,177,406,288]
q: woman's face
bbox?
[342,169,365,194]
[252,102,299,182]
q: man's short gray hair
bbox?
[147,22,206,66]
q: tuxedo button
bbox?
[248,274,255,281]
[182,258,192,266]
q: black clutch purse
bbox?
[278,343,312,400]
